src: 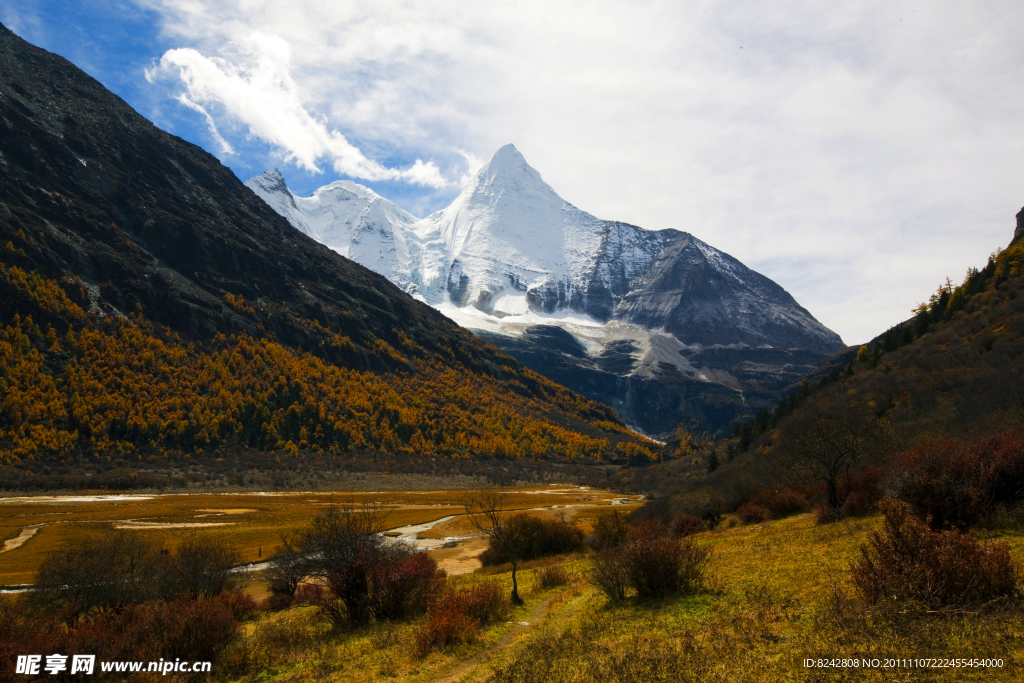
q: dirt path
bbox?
[426,581,592,683]
[427,595,555,683]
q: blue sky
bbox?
[1,0,463,214]
[5,1,1024,345]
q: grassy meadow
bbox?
[214,511,1024,682]
[3,490,1022,681]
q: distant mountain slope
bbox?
[249,145,843,437]
[0,22,653,474]
[625,218,1024,498]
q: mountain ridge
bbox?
[0,21,655,475]
[248,145,844,436]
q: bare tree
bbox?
[162,539,241,599]
[299,503,398,627]
[774,404,884,510]
[266,531,308,598]
[464,490,528,605]
[31,531,161,624]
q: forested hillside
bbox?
[631,223,1024,510]
[0,24,656,486]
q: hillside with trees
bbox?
[0,23,657,486]
[628,218,1024,518]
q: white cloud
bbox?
[146,32,449,188]
[136,0,1024,344]
[175,94,234,155]
[457,149,484,187]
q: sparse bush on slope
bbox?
[415,582,511,656]
[591,522,710,601]
[892,427,1024,529]
[852,499,1017,609]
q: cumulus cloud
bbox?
[147,32,449,188]
[135,0,1024,344]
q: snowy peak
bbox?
[248,167,290,195]
[417,145,605,313]
[244,169,417,290]
[246,145,843,354]
[471,144,549,194]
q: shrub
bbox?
[736,502,770,525]
[479,514,584,566]
[162,539,241,599]
[893,429,1024,529]
[590,523,710,601]
[29,531,161,623]
[815,504,841,525]
[590,509,629,549]
[415,582,510,656]
[538,564,571,588]
[851,499,1017,609]
[669,512,706,537]
[591,552,629,602]
[218,590,259,620]
[763,488,811,518]
[262,592,294,611]
[457,582,512,624]
[368,551,445,621]
[294,583,319,605]
[415,596,477,656]
[297,504,416,627]
[266,533,307,598]
[12,594,242,669]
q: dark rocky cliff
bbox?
[0,22,507,374]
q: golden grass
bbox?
[18,489,1015,680]
[0,486,636,585]
[217,511,1024,682]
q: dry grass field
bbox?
[0,486,640,586]
[7,488,1021,681]
[212,511,1024,682]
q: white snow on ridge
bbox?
[246,144,843,356]
[246,169,418,290]
[246,146,611,313]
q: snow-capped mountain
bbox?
[246,168,418,291]
[246,145,846,436]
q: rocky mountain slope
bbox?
[0,22,652,476]
[249,146,844,436]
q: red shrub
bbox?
[669,513,706,537]
[294,583,320,605]
[736,502,770,525]
[0,595,241,671]
[591,524,711,601]
[262,593,294,611]
[414,582,510,656]
[454,582,511,624]
[218,590,259,619]
[538,564,571,588]
[852,499,1017,609]
[147,596,239,663]
[893,430,1024,528]
[369,551,445,620]
[415,596,477,656]
[747,489,811,520]
[479,514,584,566]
